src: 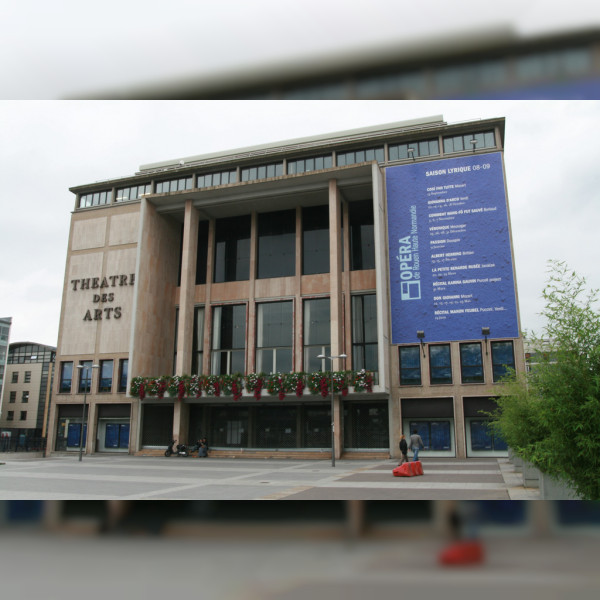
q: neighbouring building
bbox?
[46,115,525,459]
[0,341,56,450]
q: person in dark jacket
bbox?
[399,434,409,465]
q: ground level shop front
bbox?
[139,397,391,455]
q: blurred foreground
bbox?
[1,501,599,599]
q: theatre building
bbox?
[47,115,525,459]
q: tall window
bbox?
[214,215,251,283]
[24,371,31,383]
[193,306,205,374]
[460,343,484,383]
[21,391,29,403]
[303,298,330,372]
[196,221,209,285]
[351,294,378,372]
[118,359,128,393]
[11,372,18,383]
[7,411,14,421]
[302,205,329,275]
[20,411,27,421]
[9,391,16,403]
[257,210,295,279]
[59,362,73,393]
[256,301,293,374]
[399,346,421,385]
[348,199,375,271]
[429,345,452,385]
[78,360,93,393]
[98,360,114,393]
[491,341,515,382]
[211,305,246,375]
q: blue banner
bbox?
[386,152,518,344]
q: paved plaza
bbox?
[0,455,538,500]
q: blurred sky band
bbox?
[386,152,518,344]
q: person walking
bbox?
[399,434,409,465]
[409,429,424,462]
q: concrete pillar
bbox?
[329,179,344,457]
[173,402,190,445]
[176,200,200,375]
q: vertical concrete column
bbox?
[329,179,344,459]
[86,400,98,456]
[176,199,200,375]
[247,212,258,373]
[174,200,199,444]
[203,219,215,375]
[341,201,352,364]
[295,207,303,372]
[453,395,466,459]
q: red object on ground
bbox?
[392,461,423,477]
[438,541,485,566]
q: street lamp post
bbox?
[76,364,98,462]
[317,353,347,467]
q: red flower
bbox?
[232,381,242,402]
[295,379,304,398]
[157,380,167,399]
[319,377,329,398]
[177,381,186,401]
[254,378,263,401]
[139,382,146,401]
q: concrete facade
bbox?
[47,115,524,460]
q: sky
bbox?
[1,0,599,98]
[1,99,599,347]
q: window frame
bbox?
[399,345,422,386]
[491,340,516,382]
[459,342,484,384]
[429,344,452,385]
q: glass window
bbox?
[78,360,93,393]
[156,177,192,194]
[116,184,150,202]
[192,306,205,374]
[399,346,421,385]
[491,341,515,382]
[79,189,111,208]
[7,411,14,421]
[470,420,507,451]
[287,154,332,174]
[302,205,329,275]
[22,391,29,402]
[460,342,484,383]
[20,411,27,421]
[443,131,495,153]
[337,147,384,166]
[429,345,452,384]
[11,371,18,383]
[410,421,451,451]
[241,162,283,182]
[257,210,296,279]
[211,305,246,375]
[59,362,73,393]
[256,301,293,374]
[389,139,439,161]
[9,391,16,403]
[352,294,378,373]
[213,215,251,283]
[303,298,330,372]
[98,360,113,393]
[349,199,375,271]
[118,359,128,393]
[196,220,209,285]
[24,371,31,383]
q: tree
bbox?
[489,260,600,500]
